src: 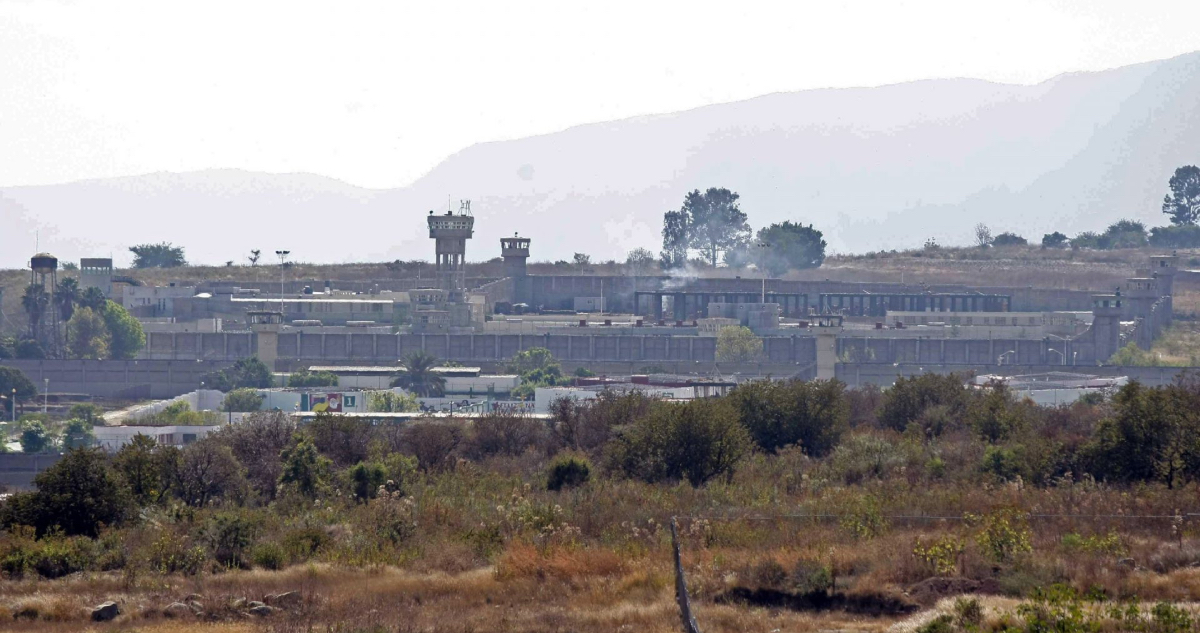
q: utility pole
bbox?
[275,250,290,315]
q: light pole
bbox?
[43,378,48,415]
[755,242,772,303]
[275,250,291,315]
[1048,348,1064,365]
[10,388,15,422]
[997,350,1016,366]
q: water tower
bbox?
[29,252,60,355]
[427,200,474,296]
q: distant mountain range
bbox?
[3,51,1200,269]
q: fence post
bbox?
[671,517,702,633]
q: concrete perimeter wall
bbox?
[0,359,235,400]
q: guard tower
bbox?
[501,233,531,304]
[1088,292,1124,362]
[428,200,474,296]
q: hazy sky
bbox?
[3,0,1200,189]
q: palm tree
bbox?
[21,284,49,341]
[79,286,107,311]
[55,278,81,323]
[391,352,446,397]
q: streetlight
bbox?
[275,250,291,315]
[997,350,1016,366]
[755,242,772,303]
[43,378,48,415]
[10,388,15,422]
[1048,348,1064,365]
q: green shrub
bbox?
[349,461,388,502]
[547,454,591,491]
[250,542,287,570]
[791,558,833,594]
[200,510,261,569]
[605,398,751,486]
[969,508,1032,562]
[281,526,331,561]
[146,530,207,575]
[878,373,969,433]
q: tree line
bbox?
[660,187,828,273]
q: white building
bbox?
[94,425,219,451]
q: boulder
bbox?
[265,591,302,609]
[91,601,120,622]
[163,602,193,618]
[248,605,278,617]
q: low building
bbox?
[973,372,1128,406]
[94,425,218,451]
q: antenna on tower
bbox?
[459,199,472,216]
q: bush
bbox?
[606,398,751,486]
[349,460,388,502]
[250,542,287,570]
[200,509,261,569]
[146,530,207,575]
[287,369,339,388]
[221,388,263,412]
[1150,224,1200,248]
[727,379,848,456]
[825,433,908,484]
[464,413,548,459]
[991,232,1027,246]
[878,373,969,433]
[0,448,128,537]
[546,453,591,491]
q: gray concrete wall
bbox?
[0,359,235,399]
[0,453,63,491]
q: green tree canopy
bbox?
[61,418,96,450]
[65,307,110,359]
[727,379,849,456]
[112,434,179,506]
[754,221,827,274]
[287,369,339,387]
[101,300,146,359]
[715,326,763,363]
[369,391,420,413]
[202,356,274,391]
[661,188,751,267]
[19,420,54,453]
[606,398,751,486]
[0,366,38,402]
[129,242,187,268]
[990,232,1028,247]
[221,388,264,412]
[55,277,80,323]
[1041,231,1068,248]
[0,448,129,536]
[391,351,446,397]
[1163,165,1200,225]
[279,435,330,498]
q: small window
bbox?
[182,434,197,445]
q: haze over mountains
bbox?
[3,51,1199,270]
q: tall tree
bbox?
[754,222,827,275]
[1163,165,1200,226]
[101,300,146,360]
[20,284,49,342]
[248,249,262,266]
[660,209,690,269]
[679,188,751,267]
[65,307,111,360]
[55,277,80,324]
[391,351,446,397]
[129,242,187,268]
[79,286,107,311]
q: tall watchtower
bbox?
[501,233,531,305]
[427,200,474,295]
[501,233,530,279]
